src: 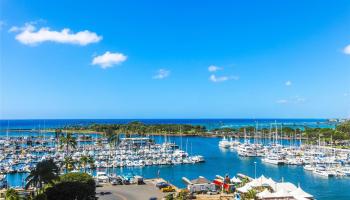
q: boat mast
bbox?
[256,121,259,144]
[280,124,283,146]
[275,120,278,146]
[269,124,272,145]
[180,125,183,150]
[6,120,9,140]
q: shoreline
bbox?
[0,128,315,139]
[2,129,349,150]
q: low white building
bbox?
[182,176,216,193]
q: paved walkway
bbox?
[96,179,167,200]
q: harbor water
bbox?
[0,119,348,200]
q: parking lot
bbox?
[96,179,168,200]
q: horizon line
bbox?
[0,117,346,121]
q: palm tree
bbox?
[25,159,59,193]
[138,126,147,137]
[103,129,119,174]
[245,189,257,200]
[5,188,20,200]
[54,129,62,145]
[79,155,89,173]
[59,132,77,155]
[104,129,120,147]
[87,156,95,171]
[55,128,62,143]
[63,156,75,173]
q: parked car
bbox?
[122,179,130,185]
[134,175,144,185]
[110,177,123,185]
[156,182,169,189]
[161,186,176,192]
[207,189,220,195]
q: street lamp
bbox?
[254,161,257,179]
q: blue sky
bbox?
[0,0,349,119]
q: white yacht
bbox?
[262,154,285,165]
[173,149,188,157]
[341,167,350,176]
[237,144,257,157]
[191,155,205,163]
[229,138,240,149]
[219,137,231,148]
[313,166,336,177]
[303,164,315,171]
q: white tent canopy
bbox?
[237,184,252,193]
[290,186,314,199]
[236,174,312,199]
[256,189,272,199]
[231,176,242,183]
[272,188,294,198]
[265,178,276,188]
[246,175,273,188]
[294,196,311,200]
[273,182,297,193]
[247,179,262,187]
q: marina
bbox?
[0,119,349,200]
[0,133,204,187]
[3,0,350,199]
[218,124,350,179]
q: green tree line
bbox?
[66,121,207,136]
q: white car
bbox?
[96,172,109,184]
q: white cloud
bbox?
[343,45,350,55]
[208,65,222,72]
[230,76,240,80]
[276,96,306,104]
[294,96,306,103]
[285,80,292,86]
[210,75,228,82]
[344,92,349,97]
[153,69,170,79]
[0,20,5,30]
[276,99,288,104]
[10,23,102,46]
[92,51,127,69]
[209,75,239,82]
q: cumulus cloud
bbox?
[92,51,127,69]
[9,23,102,46]
[343,45,350,55]
[153,69,170,79]
[209,74,238,82]
[208,65,222,72]
[285,80,292,86]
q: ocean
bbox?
[0,118,336,130]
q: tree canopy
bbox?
[66,121,207,135]
[44,172,96,200]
